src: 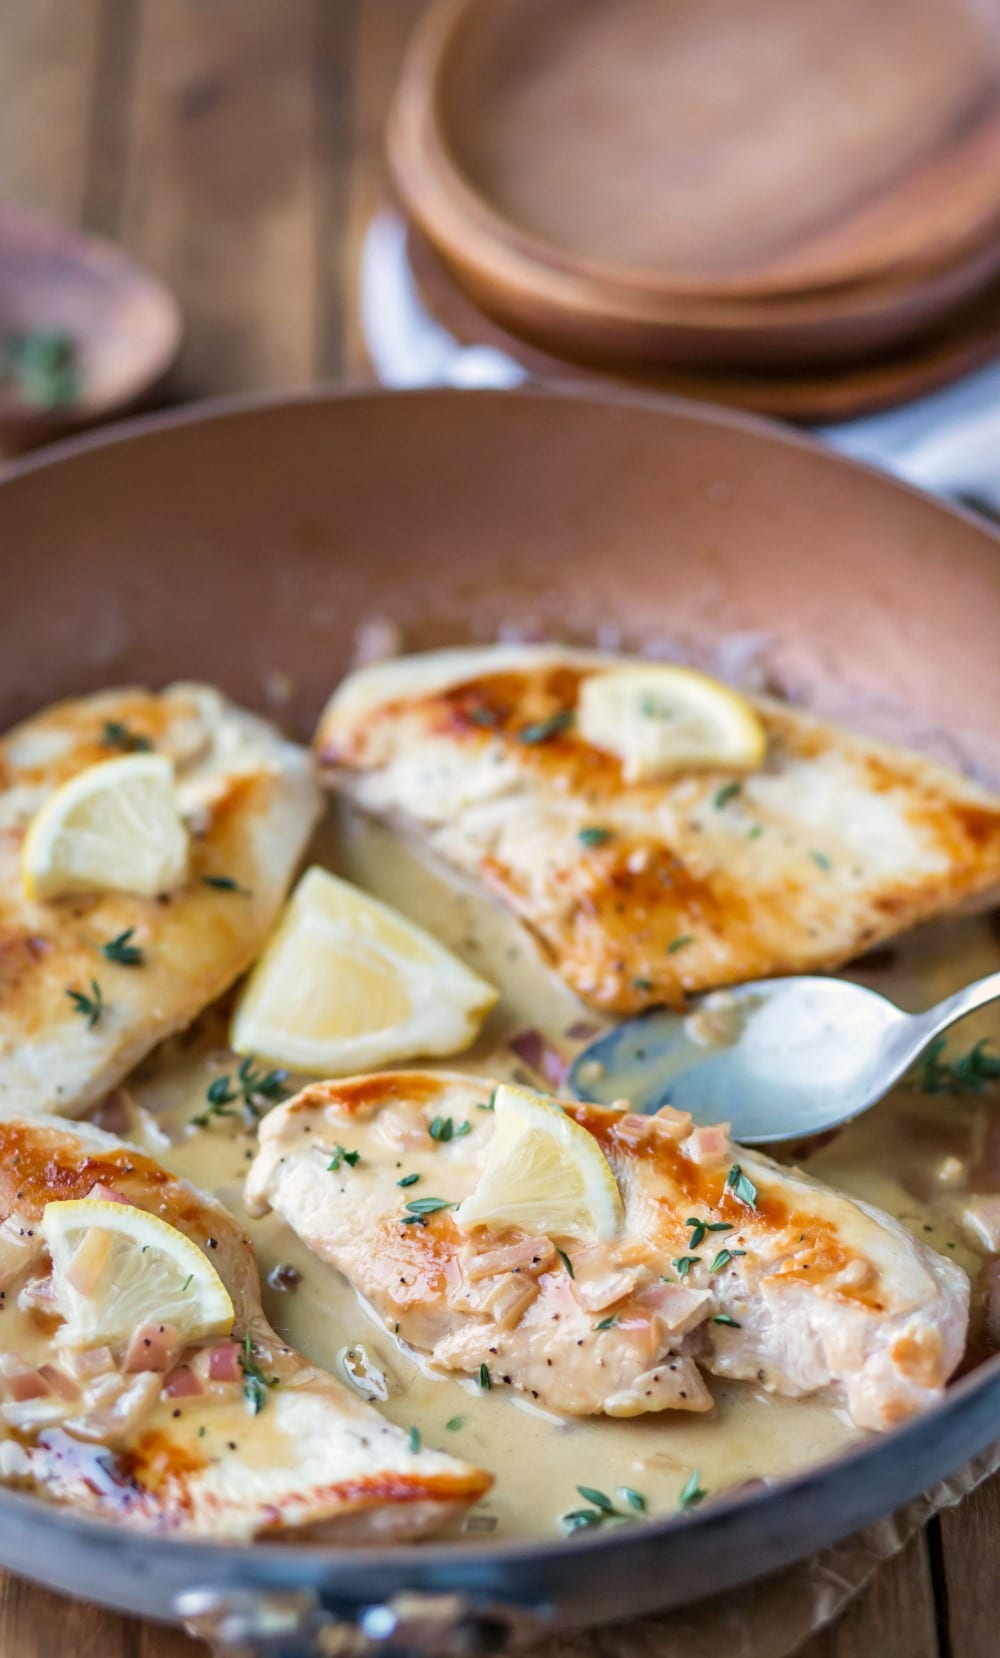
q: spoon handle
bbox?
[911,968,1000,1045]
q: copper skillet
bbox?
[0,386,999,1654]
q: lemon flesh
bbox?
[456,1084,623,1243]
[578,665,766,783]
[41,1198,234,1350]
[231,866,498,1074]
[22,753,189,901]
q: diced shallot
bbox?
[463,1237,556,1281]
[205,1340,241,1383]
[17,1274,55,1314]
[4,1368,51,1403]
[685,1125,729,1165]
[124,1322,179,1374]
[162,1366,203,1399]
[65,1345,116,1381]
[509,1030,569,1090]
[482,1272,540,1330]
[86,1182,132,1207]
[963,1196,1000,1254]
[37,1363,80,1401]
[0,1213,43,1291]
[640,1280,713,1335]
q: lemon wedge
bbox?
[230,866,498,1074]
[22,753,189,901]
[41,1198,234,1350]
[578,665,766,783]
[456,1084,623,1242]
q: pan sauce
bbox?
[126,799,1000,1542]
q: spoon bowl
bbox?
[0,203,182,450]
[569,970,1000,1142]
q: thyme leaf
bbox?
[101,927,144,967]
[66,979,104,1029]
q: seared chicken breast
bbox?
[0,684,320,1115]
[247,1071,970,1433]
[0,1107,490,1540]
[314,646,1000,1013]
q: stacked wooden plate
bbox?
[388,0,1000,418]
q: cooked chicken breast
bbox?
[0,1107,490,1540]
[246,1071,970,1433]
[314,646,1000,1012]
[0,684,321,1115]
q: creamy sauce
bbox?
[122,800,1000,1541]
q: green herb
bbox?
[810,850,832,871]
[446,1415,465,1432]
[200,874,252,895]
[408,1427,421,1453]
[633,977,652,992]
[577,1485,616,1513]
[397,1173,420,1188]
[479,1090,497,1112]
[713,1313,741,1328]
[593,1316,617,1331]
[578,826,612,848]
[709,1248,746,1273]
[404,1197,454,1217]
[912,1037,1000,1096]
[678,1470,706,1511]
[713,781,742,809]
[556,1248,575,1278]
[468,708,498,728]
[640,697,674,720]
[518,710,573,745]
[101,927,144,967]
[479,1362,492,1390]
[672,1255,700,1279]
[726,1163,758,1209]
[706,1220,734,1232]
[686,1217,706,1249]
[66,979,104,1029]
[456,1120,473,1137]
[747,824,764,840]
[429,1115,454,1142]
[328,1145,361,1172]
[236,1057,287,1112]
[240,1334,274,1416]
[619,1487,647,1512]
[667,934,694,954]
[181,1273,193,1292]
[561,1508,605,1532]
[2,330,79,408]
[99,719,152,753]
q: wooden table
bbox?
[0,3,997,1653]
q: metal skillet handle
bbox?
[175,1586,548,1658]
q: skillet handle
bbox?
[174,1586,548,1657]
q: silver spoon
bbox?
[568,971,1000,1144]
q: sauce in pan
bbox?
[127,800,1000,1541]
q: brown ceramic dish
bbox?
[0,202,181,450]
[390,0,1000,370]
[0,387,999,1655]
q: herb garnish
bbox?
[713,1313,741,1328]
[593,1316,617,1331]
[556,1248,575,1278]
[725,1163,758,1209]
[678,1470,706,1511]
[401,1197,455,1226]
[518,710,573,745]
[633,977,652,992]
[240,1334,275,1416]
[201,874,249,894]
[667,935,694,954]
[747,824,764,840]
[619,1487,646,1512]
[328,1145,361,1172]
[468,708,498,728]
[713,782,742,809]
[479,1362,492,1390]
[479,1090,497,1112]
[561,1484,645,1533]
[181,1273,193,1292]
[66,979,104,1029]
[191,1057,286,1127]
[810,850,832,871]
[101,927,144,967]
[912,1037,1000,1095]
[397,1173,420,1188]
[446,1415,465,1431]
[2,329,79,408]
[100,719,152,753]
[578,826,612,848]
[686,1217,707,1249]
[672,1255,700,1279]
[709,1248,746,1273]
[408,1427,421,1453]
[429,1116,472,1142]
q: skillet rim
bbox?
[0,382,999,1627]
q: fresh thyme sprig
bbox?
[912,1037,1000,1095]
[101,927,144,967]
[66,979,104,1029]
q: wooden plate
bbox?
[390,0,1000,369]
[408,226,1000,423]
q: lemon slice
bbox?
[22,753,189,901]
[230,866,498,1074]
[456,1084,623,1242]
[41,1198,234,1350]
[578,665,766,783]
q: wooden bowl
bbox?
[390,0,1000,369]
[0,203,182,449]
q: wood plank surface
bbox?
[0,0,996,1653]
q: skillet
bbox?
[0,385,999,1654]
